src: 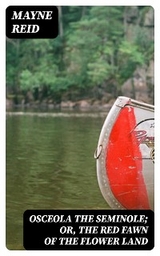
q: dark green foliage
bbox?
[6,6,154,104]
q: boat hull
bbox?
[95,97,154,210]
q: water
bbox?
[6,111,109,249]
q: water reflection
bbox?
[6,113,109,249]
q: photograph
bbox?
[6,6,154,250]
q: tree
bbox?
[6,6,154,104]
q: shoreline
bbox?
[6,98,114,113]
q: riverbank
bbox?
[6,63,154,111]
[6,97,115,112]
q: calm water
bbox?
[6,111,109,249]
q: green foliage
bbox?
[118,40,145,82]
[119,41,144,64]
[6,6,154,103]
[87,60,112,85]
[19,69,35,90]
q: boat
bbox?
[94,96,154,210]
